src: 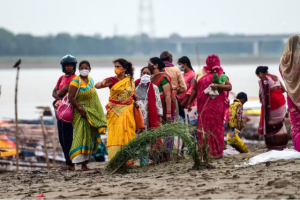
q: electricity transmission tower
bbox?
[137,0,155,38]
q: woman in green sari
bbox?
[68,60,107,171]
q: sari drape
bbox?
[106,77,136,162]
[258,75,288,150]
[69,76,107,163]
[196,54,225,158]
[279,36,300,151]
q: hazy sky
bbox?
[0,0,299,37]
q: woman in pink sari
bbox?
[280,35,300,152]
[187,54,232,158]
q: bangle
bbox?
[167,112,172,114]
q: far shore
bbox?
[0,55,282,69]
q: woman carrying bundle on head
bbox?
[256,66,288,150]
[95,58,136,164]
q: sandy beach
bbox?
[0,143,299,199]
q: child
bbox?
[229,92,248,137]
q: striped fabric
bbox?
[69,76,107,161]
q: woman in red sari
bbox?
[256,66,288,150]
[187,54,232,158]
[148,57,176,161]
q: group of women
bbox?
[54,35,300,170]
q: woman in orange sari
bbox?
[95,58,136,163]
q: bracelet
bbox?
[167,112,172,114]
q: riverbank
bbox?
[0,55,282,69]
[0,143,299,199]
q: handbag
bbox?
[56,77,81,123]
[134,106,145,130]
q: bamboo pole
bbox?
[52,119,57,167]
[40,116,50,169]
[13,59,21,171]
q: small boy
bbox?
[229,92,248,137]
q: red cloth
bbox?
[203,54,223,76]
[56,74,76,90]
[258,84,286,135]
[135,79,160,129]
[105,77,119,89]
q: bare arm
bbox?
[68,85,86,116]
[56,85,69,99]
[162,83,172,120]
[95,79,112,89]
[187,80,198,109]
[52,86,60,100]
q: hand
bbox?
[136,129,143,134]
[187,104,192,112]
[180,102,186,108]
[166,114,172,122]
[78,107,87,117]
[102,79,112,87]
[134,102,139,108]
[211,84,219,91]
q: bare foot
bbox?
[81,163,91,171]
[60,165,75,171]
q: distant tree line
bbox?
[0,28,285,56]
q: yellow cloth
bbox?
[229,99,244,128]
[195,68,205,82]
[106,77,136,161]
[69,76,107,161]
[226,130,249,153]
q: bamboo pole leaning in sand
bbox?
[40,116,50,169]
[52,119,57,167]
[13,59,21,171]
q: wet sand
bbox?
[0,143,299,199]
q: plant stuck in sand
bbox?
[106,123,200,173]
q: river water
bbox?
[0,64,283,120]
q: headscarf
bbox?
[203,54,223,76]
[279,35,300,107]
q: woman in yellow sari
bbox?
[95,58,136,163]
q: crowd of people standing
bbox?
[52,35,300,170]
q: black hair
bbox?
[79,60,91,70]
[178,56,194,71]
[113,58,134,79]
[150,57,165,72]
[255,66,268,75]
[160,51,172,62]
[236,92,248,102]
[140,66,151,76]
